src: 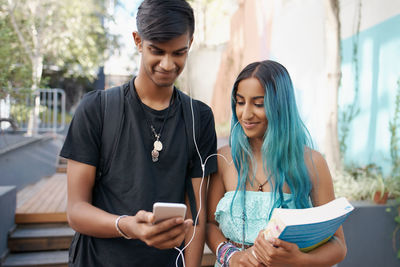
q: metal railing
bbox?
[0,88,66,133]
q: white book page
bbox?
[272,197,354,226]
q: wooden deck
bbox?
[14,171,216,265]
[16,173,67,224]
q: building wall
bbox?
[210,0,400,173]
[340,13,400,173]
[211,0,272,128]
[178,45,225,105]
[0,186,16,261]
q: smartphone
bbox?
[152,202,187,224]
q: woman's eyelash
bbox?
[236,102,264,108]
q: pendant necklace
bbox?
[133,81,174,162]
[257,179,268,192]
[150,125,163,161]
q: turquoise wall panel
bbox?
[340,14,400,174]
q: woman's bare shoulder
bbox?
[305,149,336,205]
[218,145,231,156]
[305,148,334,189]
[304,148,327,169]
[216,145,233,170]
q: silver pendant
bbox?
[151,149,159,158]
[154,140,163,151]
[151,149,159,162]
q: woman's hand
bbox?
[229,247,266,267]
[253,231,305,267]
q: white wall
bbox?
[269,0,327,149]
[267,0,400,161]
[179,44,225,105]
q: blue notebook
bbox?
[263,197,354,252]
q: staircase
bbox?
[1,157,216,266]
[55,158,67,174]
[3,223,73,267]
[2,157,71,267]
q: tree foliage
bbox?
[0,7,31,98]
[3,0,118,88]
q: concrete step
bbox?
[56,157,67,173]
[2,250,68,267]
[55,165,66,173]
[8,224,74,252]
[0,134,64,191]
[58,157,67,165]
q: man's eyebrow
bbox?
[174,46,189,52]
[148,44,189,53]
[149,44,164,50]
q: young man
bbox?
[60,0,217,266]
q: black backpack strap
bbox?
[178,89,201,225]
[98,85,125,178]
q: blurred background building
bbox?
[1,0,400,266]
[102,0,400,175]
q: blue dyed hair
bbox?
[230,60,313,226]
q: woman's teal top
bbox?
[214,191,296,245]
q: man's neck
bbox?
[134,74,174,110]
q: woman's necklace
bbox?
[132,80,174,162]
[257,179,268,192]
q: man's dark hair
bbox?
[136,0,194,42]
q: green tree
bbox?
[0,8,31,98]
[188,0,235,45]
[3,0,118,134]
[5,0,114,87]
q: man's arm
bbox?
[183,176,208,267]
[67,159,121,237]
[67,159,191,249]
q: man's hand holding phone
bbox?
[153,202,187,223]
[117,202,192,249]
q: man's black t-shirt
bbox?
[60,80,217,266]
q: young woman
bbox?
[206,60,347,267]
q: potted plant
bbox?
[372,176,389,204]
